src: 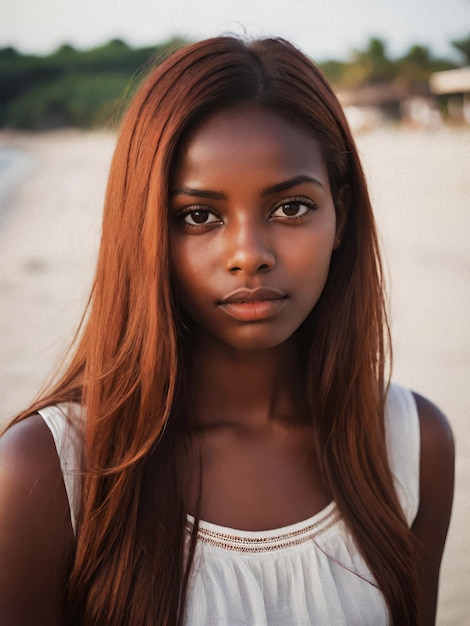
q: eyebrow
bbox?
[169,175,324,200]
[261,175,324,195]
[170,186,226,200]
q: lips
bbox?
[218,287,287,322]
[220,287,287,304]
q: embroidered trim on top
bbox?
[185,506,341,553]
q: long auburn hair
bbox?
[13,37,420,625]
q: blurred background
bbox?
[1,0,470,130]
[1,1,469,624]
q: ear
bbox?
[334,184,350,250]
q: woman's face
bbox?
[170,103,343,352]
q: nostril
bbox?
[229,261,273,274]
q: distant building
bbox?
[337,84,440,131]
[429,67,470,123]
[337,84,408,118]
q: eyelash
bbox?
[176,206,223,230]
[175,196,318,231]
[271,197,318,220]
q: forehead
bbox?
[171,104,326,184]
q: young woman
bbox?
[0,37,454,626]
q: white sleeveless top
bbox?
[38,383,420,625]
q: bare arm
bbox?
[411,393,455,626]
[0,414,75,625]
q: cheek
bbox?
[171,240,210,311]
[288,227,336,274]
[172,233,217,273]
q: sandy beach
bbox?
[0,126,469,624]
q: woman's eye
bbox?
[271,201,314,219]
[183,209,220,226]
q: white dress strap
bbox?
[38,403,84,534]
[384,383,421,525]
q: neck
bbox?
[186,331,307,429]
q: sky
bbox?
[1,0,469,62]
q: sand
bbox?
[0,126,469,624]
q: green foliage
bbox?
[395,45,456,90]
[320,37,396,89]
[6,73,133,129]
[0,36,188,129]
[319,35,461,92]
[0,33,466,129]
[451,35,470,64]
[318,60,346,85]
[353,38,397,84]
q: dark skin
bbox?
[0,415,75,625]
[172,104,342,527]
[179,335,333,528]
[0,105,454,624]
[412,393,455,625]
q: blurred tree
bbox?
[0,47,19,60]
[54,44,77,55]
[0,53,61,125]
[334,37,397,89]
[320,36,457,94]
[6,73,133,129]
[357,38,395,82]
[0,33,462,129]
[0,36,188,128]
[396,44,456,91]
[451,35,470,64]
[318,59,346,86]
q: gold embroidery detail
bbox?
[186,507,341,553]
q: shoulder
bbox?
[384,384,454,471]
[412,391,454,528]
[1,412,62,473]
[0,413,74,504]
[0,414,74,624]
[0,413,66,502]
[412,392,454,470]
[411,392,454,625]
[383,384,454,527]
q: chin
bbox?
[184,314,305,353]
[218,325,298,352]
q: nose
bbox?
[225,219,276,276]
